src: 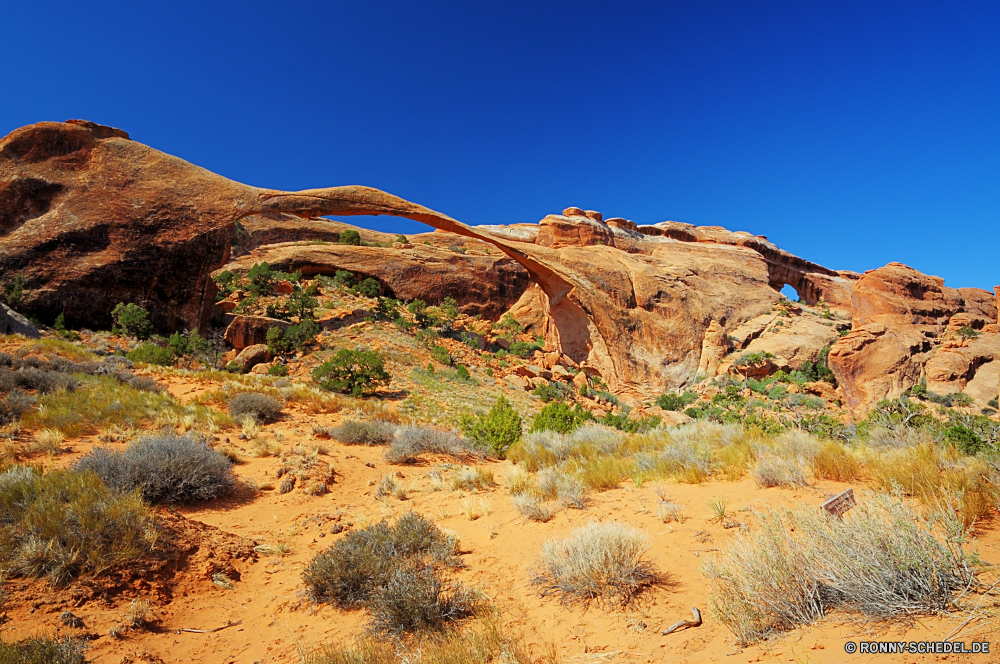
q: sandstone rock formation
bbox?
[4,120,994,414]
[218,240,529,319]
[828,263,998,414]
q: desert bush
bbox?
[228,392,284,422]
[575,456,631,491]
[324,420,396,446]
[13,367,75,394]
[460,395,522,458]
[532,521,659,608]
[351,278,381,297]
[812,441,862,482]
[511,493,556,523]
[366,564,481,634]
[302,513,471,633]
[313,349,391,397]
[266,327,294,355]
[451,466,495,491]
[428,344,452,365]
[705,493,976,646]
[384,426,471,464]
[655,390,698,411]
[0,635,89,664]
[751,452,809,488]
[529,401,592,434]
[267,363,288,377]
[338,230,362,246]
[126,343,175,367]
[0,466,157,585]
[111,303,152,339]
[0,390,34,425]
[75,433,236,504]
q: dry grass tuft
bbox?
[704,493,977,646]
[532,521,660,608]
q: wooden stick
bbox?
[663,607,702,635]
[177,620,243,634]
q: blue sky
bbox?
[3,1,998,292]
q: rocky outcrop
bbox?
[828,263,998,414]
[0,303,39,338]
[217,241,529,319]
[0,120,524,333]
[225,316,291,350]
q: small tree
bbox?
[529,402,592,434]
[267,327,294,355]
[338,230,362,246]
[111,303,152,339]
[2,274,27,310]
[460,395,522,458]
[440,297,458,320]
[312,348,391,397]
[655,390,698,411]
[352,278,381,297]
[957,326,980,341]
[247,262,276,296]
[395,234,408,244]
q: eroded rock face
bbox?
[217,240,529,319]
[828,263,998,413]
[0,120,516,333]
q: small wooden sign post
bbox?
[821,488,856,518]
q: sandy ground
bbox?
[4,377,1000,664]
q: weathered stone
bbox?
[0,303,39,338]
[235,344,270,373]
[225,316,291,350]
[504,374,530,390]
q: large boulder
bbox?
[224,316,291,350]
[828,263,997,414]
[0,303,39,338]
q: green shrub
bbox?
[247,262,277,296]
[373,297,399,321]
[266,327,294,355]
[338,230,362,245]
[0,635,88,663]
[267,363,288,377]
[601,411,659,433]
[957,326,980,340]
[111,303,152,339]
[455,364,471,381]
[460,395,522,458]
[440,296,458,319]
[407,300,436,328]
[351,278,381,297]
[126,343,175,367]
[75,433,237,505]
[286,318,320,349]
[2,275,27,310]
[212,269,240,296]
[228,392,284,422]
[494,313,523,339]
[312,349,391,397]
[530,402,592,434]
[508,340,544,357]
[332,270,354,288]
[429,344,452,365]
[655,390,698,411]
[0,466,158,585]
[943,424,984,455]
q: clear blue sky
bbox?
[3,1,998,292]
